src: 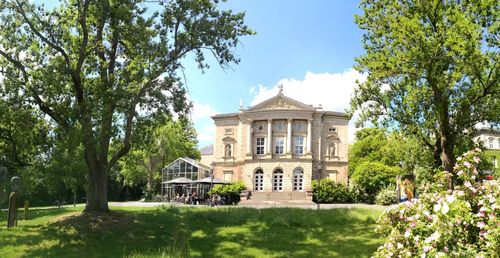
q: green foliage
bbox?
[349,128,390,176]
[374,185,397,206]
[348,181,372,204]
[374,149,500,257]
[349,128,433,177]
[208,181,245,204]
[351,161,402,196]
[351,0,500,172]
[0,0,253,211]
[312,179,350,204]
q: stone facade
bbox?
[202,90,349,194]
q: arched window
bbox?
[254,169,264,191]
[225,144,232,157]
[293,168,304,192]
[272,168,283,192]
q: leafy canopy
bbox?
[0,0,254,211]
[351,0,499,170]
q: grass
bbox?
[0,205,385,257]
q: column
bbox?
[246,119,252,155]
[286,118,292,154]
[267,118,272,154]
[307,119,312,153]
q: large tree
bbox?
[350,0,499,172]
[0,0,253,212]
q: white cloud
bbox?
[191,100,217,122]
[197,125,216,143]
[249,86,256,94]
[249,69,367,142]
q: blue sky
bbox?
[37,0,367,146]
[184,1,367,146]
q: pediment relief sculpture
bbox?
[262,98,301,110]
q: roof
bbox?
[246,93,317,112]
[164,157,210,171]
[211,113,239,119]
[200,144,214,155]
[193,177,230,184]
[163,177,192,184]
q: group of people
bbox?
[174,192,200,205]
[173,192,226,206]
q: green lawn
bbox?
[0,206,384,257]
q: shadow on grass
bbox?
[0,206,384,258]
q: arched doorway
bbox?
[254,169,263,191]
[293,168,304,192]
[272,168,284,192]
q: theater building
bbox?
[201,87,349,197]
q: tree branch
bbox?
[0,48,69,128]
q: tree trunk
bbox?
[440,132,455,173]
[433,135,442,168]
[146,158,153,193]
[84,152,109,213]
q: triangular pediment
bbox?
[247,94,316,112]
[222,136,235,142]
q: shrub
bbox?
[348,180,373,204]
[373,148,500,257]
[312,179,350,203]
[351,161,402,195]
[375,185,397,205]
[209,181,245,204]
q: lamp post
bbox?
[210,161,215,206]
[210,161,215,190]
[316,161,322,210]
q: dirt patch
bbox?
[50,211,133,232]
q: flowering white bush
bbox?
[373,148,499,257]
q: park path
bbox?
[108,201,388,210]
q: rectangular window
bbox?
[328,170,338,182]
[256,137,265,155]
[275,137,284,154]
[225,128,233,135]
[294,136,304,155]
[273,121,286,131]
[223,171,233,182]
[293,121,306,131]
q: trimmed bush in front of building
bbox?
[312,179,350,204]
[209,181,245,204]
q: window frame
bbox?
[256,137,265,155]
[294,136,304,155]
[274,137,285,154]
